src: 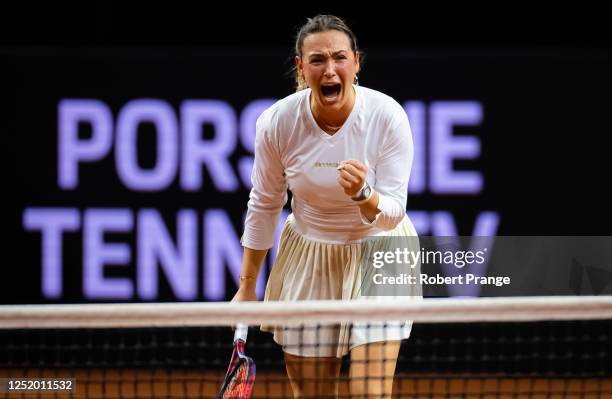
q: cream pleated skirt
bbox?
[261,214,422,357]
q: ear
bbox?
[295,55,303,76]
[354,51,361,75]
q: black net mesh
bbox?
[1,319,611,398]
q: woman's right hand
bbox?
[233,247,267,302]
[231,285,258,302]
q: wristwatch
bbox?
[351,181,373,202]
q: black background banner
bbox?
[4,6,611,304]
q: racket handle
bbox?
[234,323,248,343]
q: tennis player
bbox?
[233,14,421,398]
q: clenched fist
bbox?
[337,159,367,197]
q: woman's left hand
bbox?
[337,159,367,197]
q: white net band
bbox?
[1,295,611,329]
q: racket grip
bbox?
[234,323,248,343]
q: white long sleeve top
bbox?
[241,85,414,249]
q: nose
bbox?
[324,59,335,78]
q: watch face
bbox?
[353,182,371,201]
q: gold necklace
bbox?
[321,121,343,132]
[315,115,344,132]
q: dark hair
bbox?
[293,15,361,91]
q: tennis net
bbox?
[1,296,611,398]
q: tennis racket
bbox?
[217,324,256,398]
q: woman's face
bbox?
[296,30,360,113]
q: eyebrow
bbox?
[308,50,348,59]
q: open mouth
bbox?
[321,83,342,99]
